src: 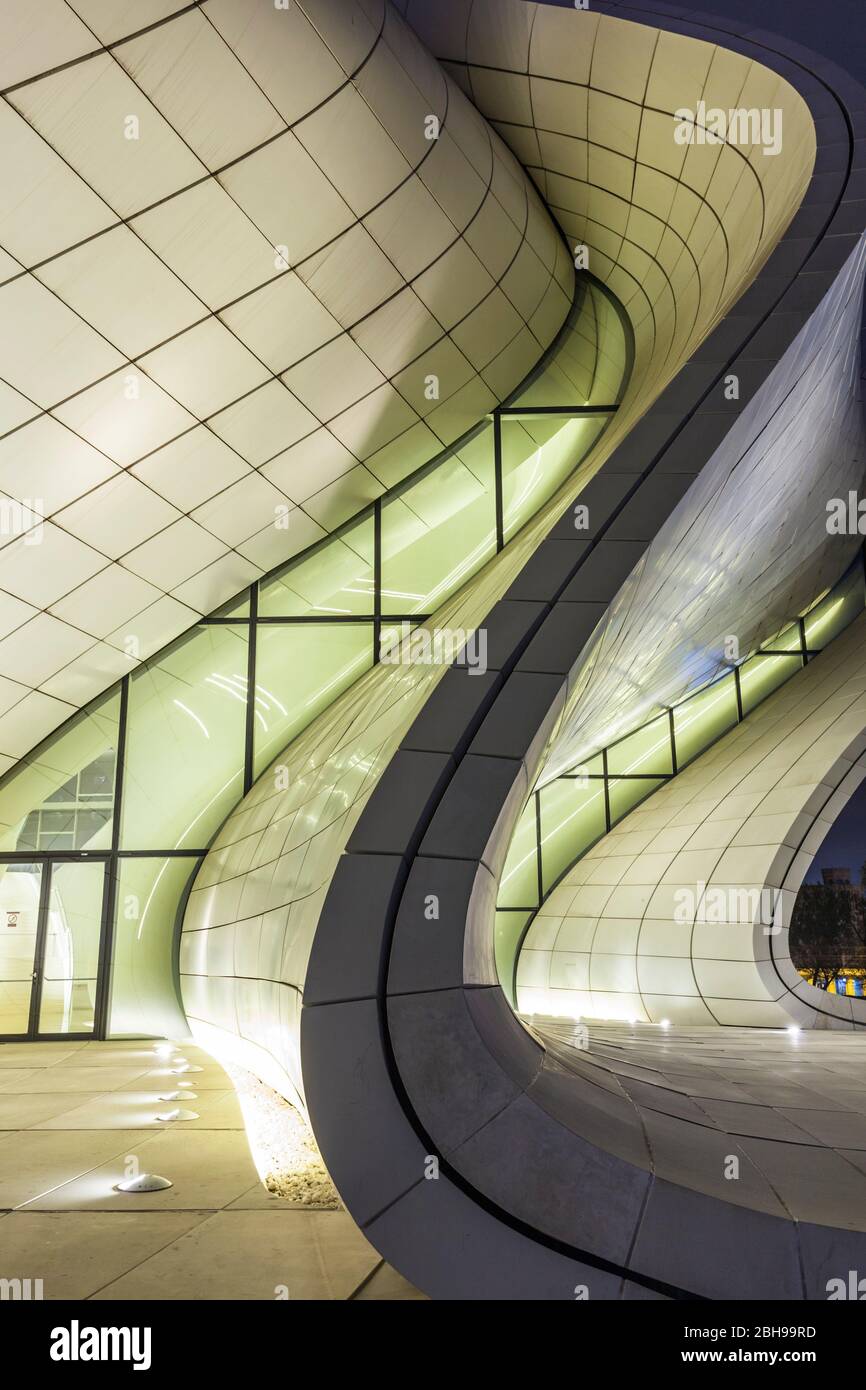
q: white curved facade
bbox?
[0,0,568,768]
[537,234,866,783]
[177,3,830,1108]
[519,610,866,1027]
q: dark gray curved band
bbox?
[301,4,866,1301]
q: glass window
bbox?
[253,623,373,777]
[760,620,802,655]
[258,516,375,618]
[0,862,43,1034]
[381,441,496,615]
[606,713,673,777]
[559,754,605,779]
[38,861,105,1035]
[673,674,739,769]
[495,909,532,1008]
[739,652,801,716]
[501,413,608,541]
[498,798,540,909]
[121,625,248,850]
[608,776,666,825]
[804,563,866,651]
[539,776,607,896]
[0,695,119,855]
[210,593,250,620]
[108,856,198,1039]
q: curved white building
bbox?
[1,0,866,1307]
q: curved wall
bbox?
[404,0,817,430]
[179,0,825,1109]
[0,0,568,767]
[291,3,866,1299]
[519,608,866,1027]
[536,231,866,780]
[409,0,866,776]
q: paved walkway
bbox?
[0,1039,423,1301]
[535,1017,866,1226]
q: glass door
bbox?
[0,857,109,1039]
[0,862,45,1035]
[36,860,107,1036]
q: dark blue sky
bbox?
[804,780,866,884]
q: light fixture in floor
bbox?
[155,1107,199,1122]
[153,1042,176,1059]
[159,1091,198,1101]
[169,1063,202,1073]
[113,1173,173,1193]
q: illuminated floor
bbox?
[532,1018,866,1228]
[0,1040,423,1301]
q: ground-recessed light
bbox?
[158,1091,198,1101]
[153,1043,175,1059]
[787,1025,801,1036]
[155,1108,199,1122]
[113,1173,173,1193]
[659,1018,671,1029]
[169,1063,203,1074]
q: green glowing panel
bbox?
[608,776,666,825]
[606,714,673,777]
[804,565,866,650]
[0,863,43,1034]
[539,776,606,896]
[501,414,608,541]
[761,620,802,654]
[497,798,540,909]
[0,694,119,856]
[212,593,250,619]
[258,516,375,618]
[253,623,372,777]
[381,444,496,615]
[739,652,801,716]
[121,626,247,850]
[589,292,629,404]
[559,754,605,779]
[38,860,105,1035]
[495,910,532,1008]
[673,674,739,769]
[108,856,198,1039]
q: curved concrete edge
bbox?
[301,8,866,1298]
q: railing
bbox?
[495,550,866,1005]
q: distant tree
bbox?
[789,883,864,988]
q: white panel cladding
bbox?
[0,0,567,762]
[539,236,866,784]
[520,612,866,1029]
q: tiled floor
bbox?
[0,1039,424,1301]
[532,1017,866,1228]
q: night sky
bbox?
[804,780,866,884]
